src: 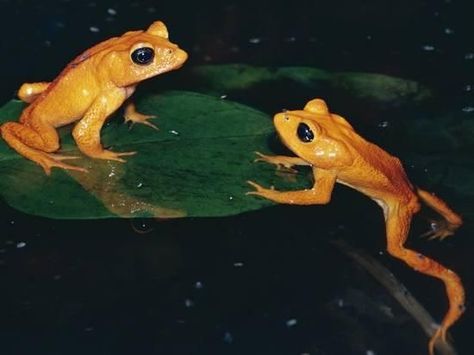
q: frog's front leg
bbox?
[72,91,136,162]
[254,151,310,173]
[124,102,158,130]
[18,82,50,103]
[247,168,336,205]
[384,203,465,355]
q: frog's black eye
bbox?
[297,123,314,142]
[131,47,154,65]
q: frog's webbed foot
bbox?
[124,103,158,131]
[253,151,306,173]
[420,219,461,241]
[428,325,450,355]
[39,152,88,175]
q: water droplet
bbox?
[107,8,117,15]
[223,331,233,343]
[337,299,344,307]
[422,45,435,51]
[366,350,376,355]
[233,262,244,267]
[444,27,454,35]
[248,37,262,44]
[228,196,234,200]
[464,52,474,60]
[184,298,194,308]
[169,130,180,136]
[378,121,389,128]
[220,94,228,99]
[16,242,26,249]
[464,84,472,92]
[462,106,474,113]
[89,26,100,33]
[286,318,298,327]
[195,281,203,289]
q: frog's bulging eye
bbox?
[131,47,154,65]
[297,123,314,142]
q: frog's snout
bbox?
[174,48,188,66]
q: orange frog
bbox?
[248,98,464,355]
[0,21,188,174]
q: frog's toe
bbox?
[38,155,88,175]
[124,103,159,130]
[96,149,137,162]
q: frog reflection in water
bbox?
[0,21,188,174]
[248,98,464,355]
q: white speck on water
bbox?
[195,281,203,289]
[464,84,472,92]
[422,45,435,51]
[107,8,117,15]
[220,94,228,99]
[444,27,454,35]
[378,121,389,128]
[10,220,15,225]
[147,6,156,13]
[89,26,100,33]
[184,299,194,308]
[53,274,62,280]
[233,262,244,267]
[16,242,26,249]
[366,35,372,40]
[379,250,384,255]
[366,350,376,355]
[84,326,94,332]
[286,318,298,327]
[464,52,474,60]
[462,106,474,113]
[285,36,296,42]
[169,130,179,135]
[337,298,344,307]
[108,171,116,177]
[223,331,233,343]
[228,196,234,200]
[136,182,143,188]
[249,37,262,44]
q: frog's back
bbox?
[338,127,417,204]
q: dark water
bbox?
[0,1,473,354]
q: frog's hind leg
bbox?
[417,188,463,240]
[0,122,86,175]
[384,203,465,355]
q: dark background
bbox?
[0,0,473,354]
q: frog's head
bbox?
[273,99,352,168]
[105,21,188,87]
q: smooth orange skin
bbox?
[249,98,464,355]
[0,21,188,174]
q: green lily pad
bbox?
[0,91,312,219]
